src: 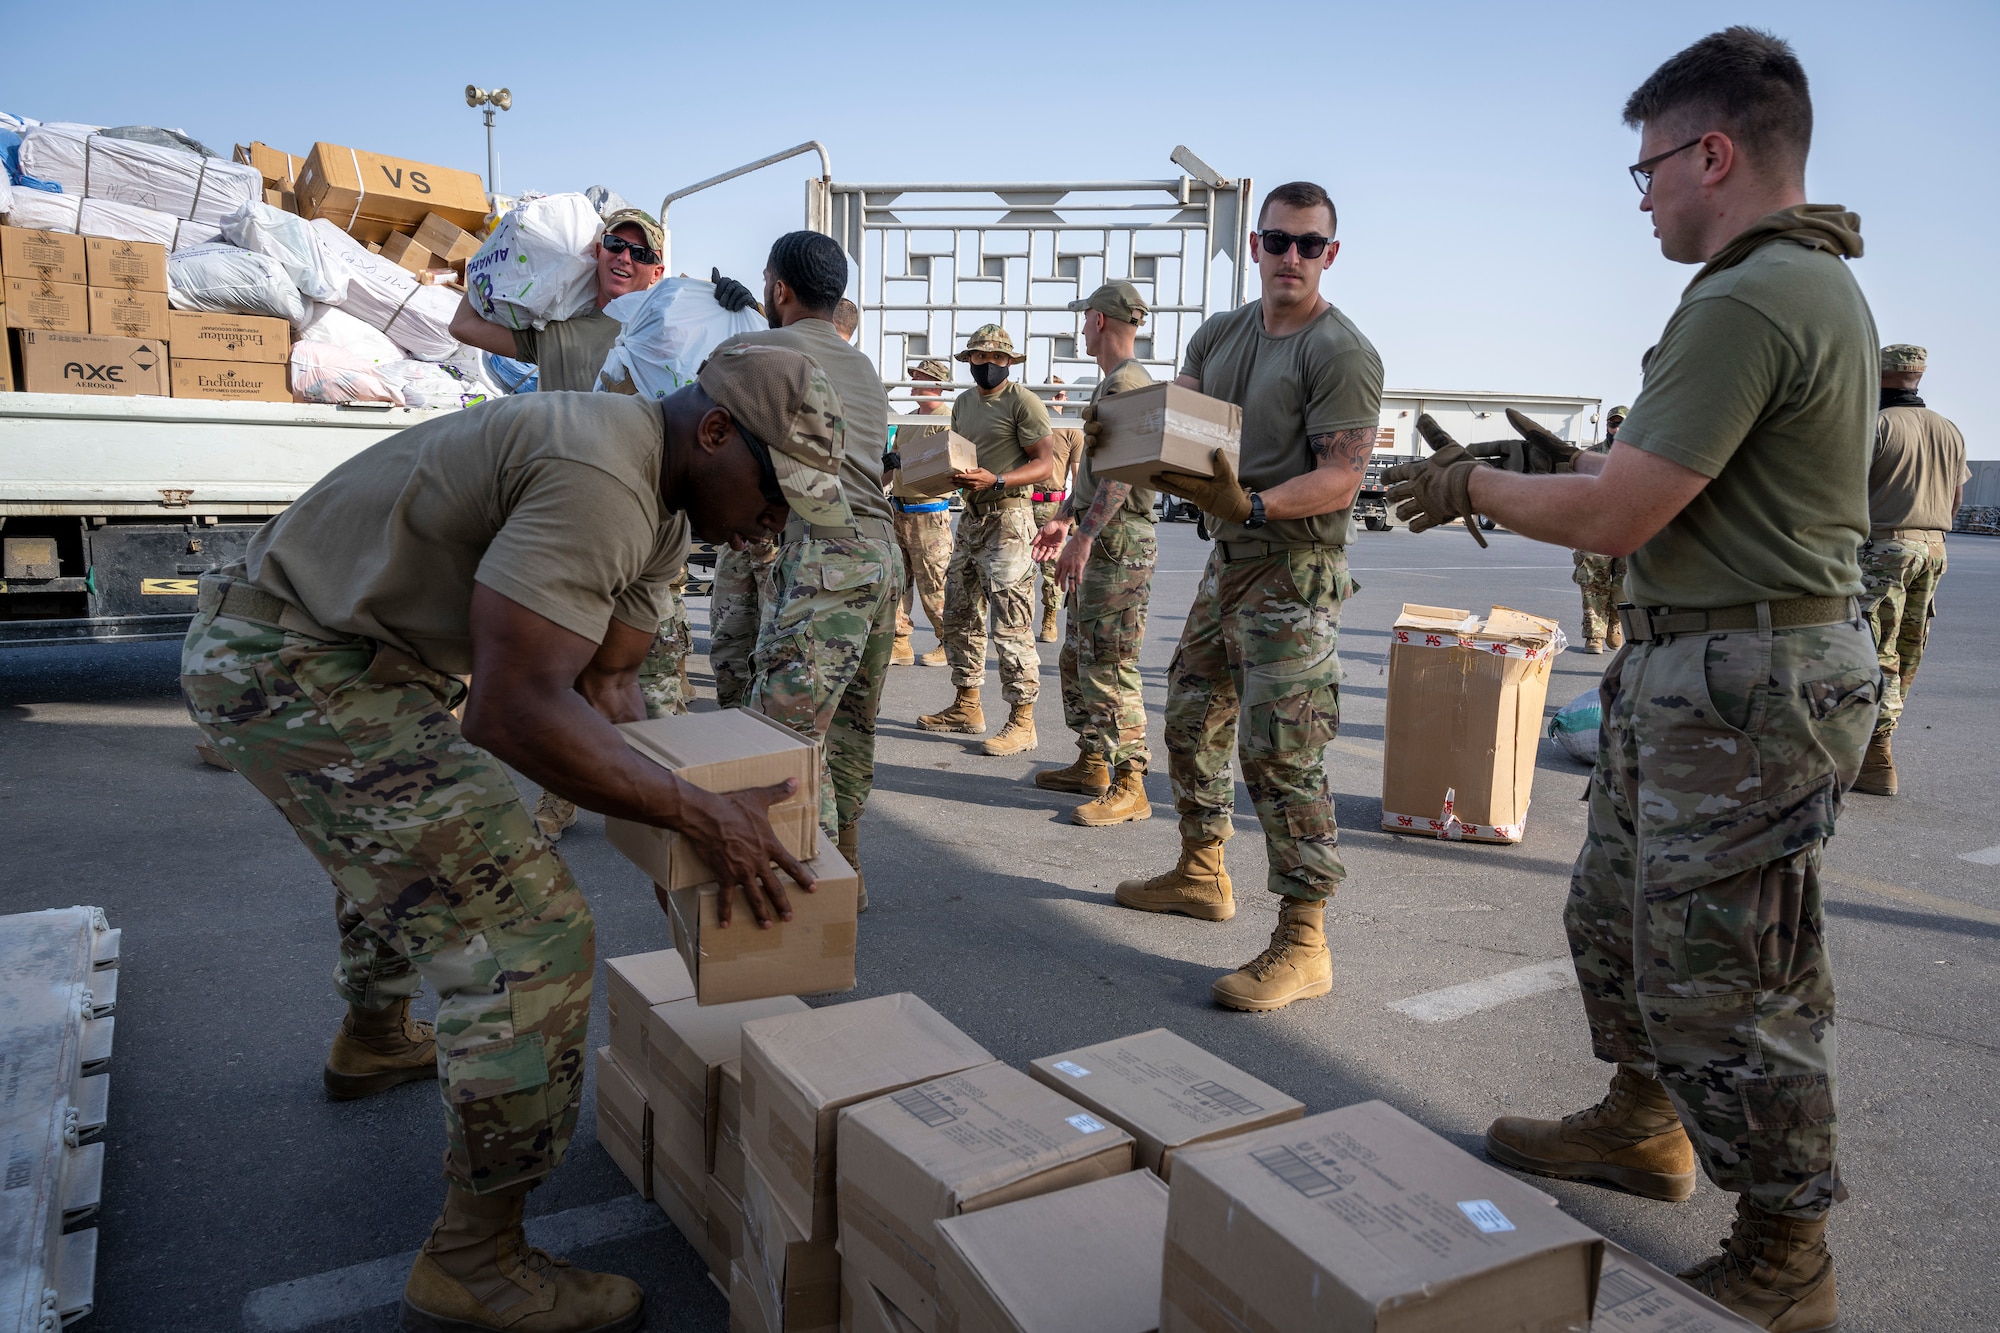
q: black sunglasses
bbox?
[601,233,662,266]
[1255,229,1332,259]
[1628,138,1703,195]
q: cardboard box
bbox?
[1,332,13,393]
[381,230,436,274]
[294,141,489,236]
[717,1060,747,1197]
[891,426,979,499]
[169,358,289,403]
[234,141,305,191]
[90,287,170,339]
[603,708,820,891]
[1592,1243,1757,1331]
[741,993,992,1242]
[845,1276,925,1333]
[85,237,168,293]
[167,310,290,363]
[1160,1100,1603,1333]
[668,848,860,1005]
[707,1174,745,1273]
[733,1262,775,1333]
[836,1062,1136,1330]
[605,949,695,1065]
[655,1093,713,1246]
[742,1159,841,1333]
[5,279,88,333]
[1,227,88,286]
[931,1172,1169,1333]
[1382,604,1560,844]
[654,1139,724,1278]
[1087,381,1242,489]
[595,1045,651,1199]
[415,211,482,267]
[643,993,807,1159]
[1028,1028,1305,1180]
[18,331,166,397]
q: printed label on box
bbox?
[1457,1200,1515,1234]
[1065,1113,1108,1134]
[1050,1060,1090,1078]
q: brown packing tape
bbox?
[838,1179,939,1299]
[764,1108,817,1197]
[1161,1239,1286,1333]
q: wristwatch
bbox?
[1244,492,1268,529]
[989,476,1008,495]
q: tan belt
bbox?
[201,574,345,641]
[1216,538,1341,562]
[1617,595,1858,644]
[1869,527,1945,542]
[782,514,897,543]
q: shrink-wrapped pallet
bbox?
[4,190,221,250]
[19,123,260,227]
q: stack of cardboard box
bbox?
[167,310,292,402]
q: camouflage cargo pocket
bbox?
[1240,641,1342,759]
[440,990,556,1188]
[180,669,284,726]
[1802,667,1880,790]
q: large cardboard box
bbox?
[1087,381,1242,489]
[605,949,695,1065]
[0,334,13,393]
[643,993,807,1160]
[836,1063,1135,1330]
[741,993,992,1241]
[706,1174,745,1275]
[169,358,289,403]
[295,141,489,236]
[845,1276,924,1333]
[931,1172,1169,1333]
[1,227,87,286]
[84,237,168,293]
[234,141,305,191]
[717,1059,747,1198]
[668,848,859,1005]
[603,709,820,891]
[414,212,482,267]
[18,331,166,397]
[655,1094,714,1251]
[1161,1100,1603,1333]
[90,287,170,339]
[742,1159,841,1333]
[5,279,88,333]
[887,420,966,499]
[167,310,290,364]
[594,1045,651,1199]
[1028,1028,1304,1180]
[654,1135,725,1277]
[381,231,436,275]
[1592,1243,1757,1331]
[1382,604,1560,844]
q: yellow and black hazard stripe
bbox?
[140,578,202,597]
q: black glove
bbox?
[881,450,903,473]
[711,268,757,314]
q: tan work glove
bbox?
[1385,415,1489,546]
[1504,408,1583,474]
[1080,402,1103,452]
[1151,449,1253,525]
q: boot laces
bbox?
[1241,928,1304,980]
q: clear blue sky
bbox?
[9,0,1993,454]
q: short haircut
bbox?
[1623,27,1812,177]
[767,231,848,312]
[1258,181,1337,236]
[833,298,860,338]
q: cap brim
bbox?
[1064,298,1092,312]
[771,449,855,528]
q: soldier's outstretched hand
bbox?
[675,779,816,928]
[1385,414,1488,546]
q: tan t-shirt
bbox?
[248,393,690,674]
[1617,239,1875,608]
[720,319,894,526]
[1071,357,1159,522]
[1180,299,1383,546]
[512,306,620,393]
[951,381,1052,488]
[1869,405,1968,532]
[1044,427,1084,495]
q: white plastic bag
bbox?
[594,280,765,400]
[294,302,402,363]
[464,192,600,331]
[4,190,220,249]
[289,342,405,406]
[307,219,459,360]
[376,360,480,410]
[221,201,351,303]
[167,244,308,325]
[19,122,259,225]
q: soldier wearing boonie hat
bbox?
[886,359,959,667]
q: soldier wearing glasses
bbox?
[1115,182,1384,1016]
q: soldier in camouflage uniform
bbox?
[708,540,780,708]
[179,350,836,1333]
[1393,32,1877,1328]
[1573,406,1629,653]
[888,359,957,668]
[1031,380,1085,642]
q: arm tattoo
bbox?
[1310,426,1378,475]
[1075,481,1132,540]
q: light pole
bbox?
[464,85,512,198]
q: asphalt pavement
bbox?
[3,522,1995,1332]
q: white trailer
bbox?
[1355,388,1604,529]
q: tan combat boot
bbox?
[1608,620,1625,650]
[1212,897,1333,1012]
[1038,602,1060,643]
[918,687,984,734]
[838,821,867,914]
[1114,839,1234,921]
[1484,1063,1697,1201]
[1073,764,1151,827]
[918,644,948,667]
[1851,732,1895,796]
[982,703,1038,756]
[1034,747,1110,796]
[533,790,578,842]
[1582,638,1605,655]
[402,1184,645,1333]
[891,634,915,667]
[1679,1197,1839,1332]
[324,998,436,1101]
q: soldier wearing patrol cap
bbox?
[180,344,839,1333]
[1853,343,1969,795]
[917,324,1060,756]
[1573,405,1631,653]
[1030,280,1161,826]
[887,358,958,668]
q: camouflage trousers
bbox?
[941,501,1041,705]
[749,533,903,836]
[711,540,780,711]
[1566,619,1881,1215]
[179,577,590,1195]
[893,507,951,641]
[1057,515,1156,771]
[1573,552,1627,644]
[1166,544,1349,900]
[1858,534,1946,737]
[1032,499,1066,616]
[638,574,693,719]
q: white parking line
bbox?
[1958,845,2000,866]
[239,1193,664,1332]
[1389,958,1576,1023]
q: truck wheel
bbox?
[1364,516,1389,532]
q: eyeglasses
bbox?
[601,233,662,266]
[1254,229,1332,259]
[1628,138,1703,195]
